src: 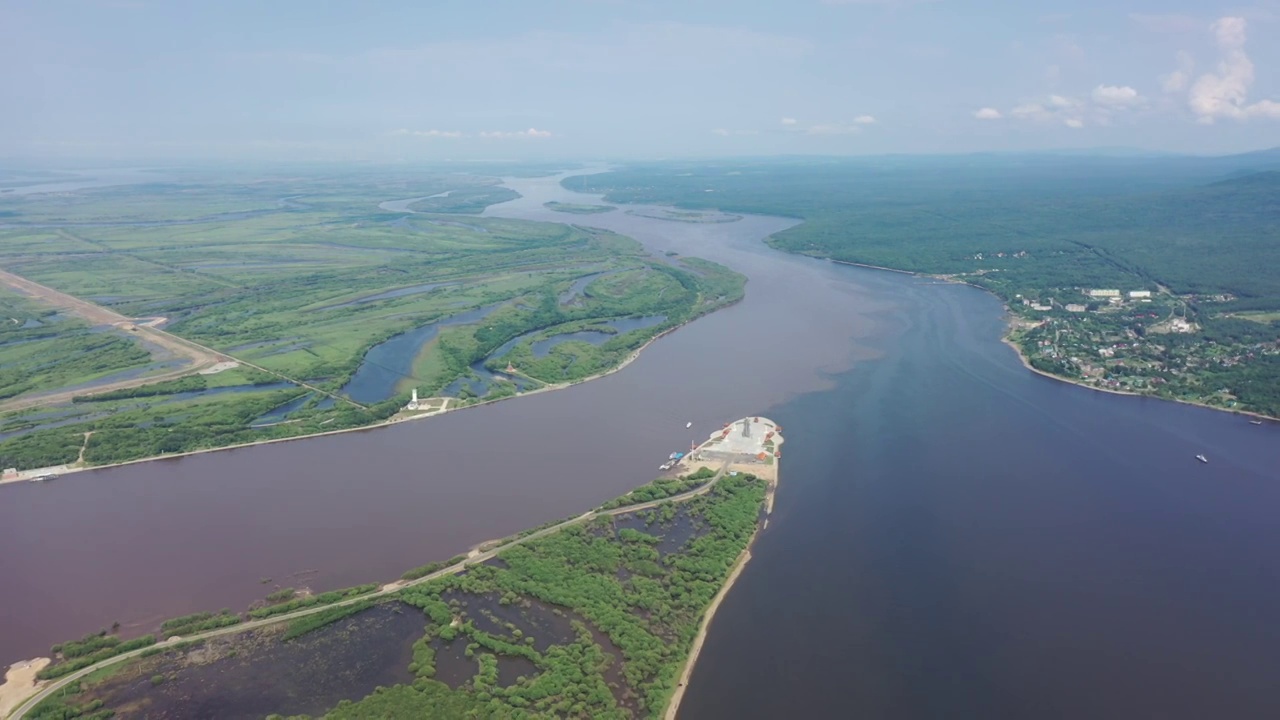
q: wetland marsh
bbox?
[0,169,742,473]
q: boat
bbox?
[685,421,692,428]
[1195,454,1208,464]
[28,474,56,483]
[1250,420,1264,425]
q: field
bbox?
[23,469,769,720]
[0,168,744,470]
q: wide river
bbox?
[4,171,1280,717]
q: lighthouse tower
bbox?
[407,388,420,410]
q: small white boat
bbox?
[685,421,692,428]
[1250,420,1263,426]
[1195,454,1208,464]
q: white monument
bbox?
[407,388,420,411]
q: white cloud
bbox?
[1130,13,1199,33]
[973,107,1002,120]
[1161,50,1195,93]
[711,128,760,136]
[780,117,798,125]
[853,114,876,124]
[712,128,731,136]
[391,128,464,138]
[1010,102,1049,120]
[1189,16,1280,123]
[1008,97,1088,127]
[806,123,862,135]
[1091,85,1143,107]
[478,128,553,138]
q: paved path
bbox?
[7,465,729,719]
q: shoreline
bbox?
[829,257,1277,423]
[664,425,783,720]
[664,549,753,720]
[7,418,780,719]
[0,312,708,488]
[0,659,49,719]
[999,333,1279,423]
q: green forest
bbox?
[566,155,1280,416]
[26,471,769,720]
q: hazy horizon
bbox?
[5,0,1280,162]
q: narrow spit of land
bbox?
[8,417,783,720]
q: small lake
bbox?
[559,272,613,304]
[530,316,667,357]
[339,303,506,404]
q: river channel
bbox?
[4,171,1280,717]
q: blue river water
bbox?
[338,303,505,403]
[1,172,1278,720]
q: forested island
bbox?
[13,420,783,720]
[543,201,616,214]
[0,169,744,475]
[565,154,1280,418]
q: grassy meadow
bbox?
[0,168,743,470]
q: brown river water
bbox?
[5,171,1280,718]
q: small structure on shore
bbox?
[406,388,420,411]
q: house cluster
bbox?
[1018,288,1156,314]
[1086,288,1153,305]
[968,250,1029,261]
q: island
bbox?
[543,201,616,215]
[8,418,784,720]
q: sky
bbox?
[3,0,1280,161]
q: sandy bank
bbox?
[0,659,49,718]
[664,550,753,720]
[664,426,782,720]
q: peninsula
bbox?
[7,418,783,720]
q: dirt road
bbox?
[0,267,221,411]
[0,267,364,412]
